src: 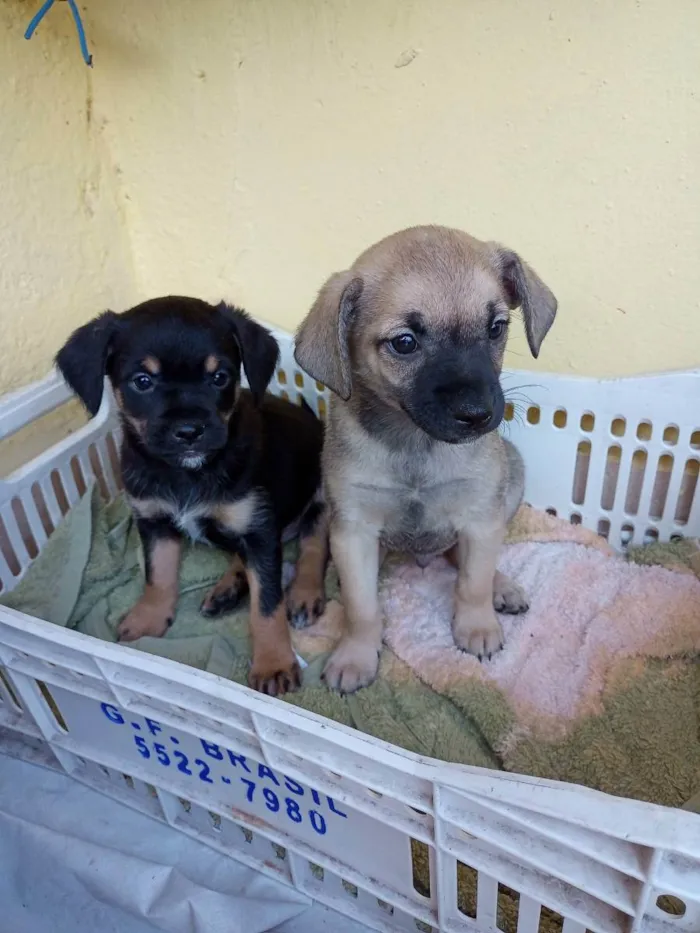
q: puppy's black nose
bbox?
[173,422,205,444]
[453,406,492,430]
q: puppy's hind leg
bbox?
[286,499,329,629]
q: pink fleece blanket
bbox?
[380,518,700,740]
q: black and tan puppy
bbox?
[56,296,328,695]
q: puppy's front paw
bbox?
[452,604,504,660]
[118,600,173,641]
[200,571,248,617]
[249,652,301,697]
[322,637,380,694]
[286,578,326,630]
[493,570,529,614]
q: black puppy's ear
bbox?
[55,311,120,416]
[219,304,279,404]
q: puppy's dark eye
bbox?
[488,320,508,340]
[389,334,418,355]
[131,373,154,392]
[211,370,230,389]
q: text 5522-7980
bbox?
[100,703,348,837]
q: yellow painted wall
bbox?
[2,0,699,394]
[0,3,135,396]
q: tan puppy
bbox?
[295,226,557,693]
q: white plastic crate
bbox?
[0,325,699,933]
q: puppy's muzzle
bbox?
[450,399,493,432]
[172,421,206,445]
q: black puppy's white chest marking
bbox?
[129,492,257,542]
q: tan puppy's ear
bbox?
[491,246,557,358]
[294,272,363,400]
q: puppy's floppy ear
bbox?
[55,311,120,416]
[219,303,279,404]
[492,246,557,358]
[294,272,363,400]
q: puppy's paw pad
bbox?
[322,639,380,694]
[117,603,172,642]
[493,574,529,614]
[248,659,301,697]
[453,607,504,661]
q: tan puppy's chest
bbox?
[326,434,503,557]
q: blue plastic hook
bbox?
[25,0,93,67]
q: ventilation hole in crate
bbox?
[636,421,653,441]
[377,899,394,916]
[411,839,431,898]
[296,392,305,407]
[624,449,647,515]
[570,512,582,525]
[123,774,135,789]
[538,907,564,933]
[279,390,290,401]
[545,507,557,517]
[342,880,358,898]
[691,431,700,450]
[527,406,540,425]
[208,811,222,832]
[580,412,595,432]
[571,440,591,506]
[146,784,158,798]
[497,883,521,933]
[656,895,686,917]
[50,470,70,515]
[31,483,54,537]
[317,396,327,420]
[11,497,38,559]
[0,515,21,577]
[504,402,514,421]
[644,528,659,544]
[100,766,111,778]
[70,456,87,497]
[272,843,287,861]
[308,862,324,881]
[553,409,567,429]
[294,372,304,388]
[456,862,478,918]
[106,432,123,490]
[649,454,674,520]
[600,444,622,510]
[670,533,684,543]
[674,459,699,525]
[179,798,192,813]
[366,787,383,799]
[621,523,634,546]
[241,827,253,844]
[277,369,287,385]
[597,518,611,539]
[88,444,110,500]
[415,923,434,933]
[611,417,626,437]
[663,425,679,446]
[0,669,20,709]
[36,681,68,731]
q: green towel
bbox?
[3,485,699,807]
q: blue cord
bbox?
[25,0,93,67]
